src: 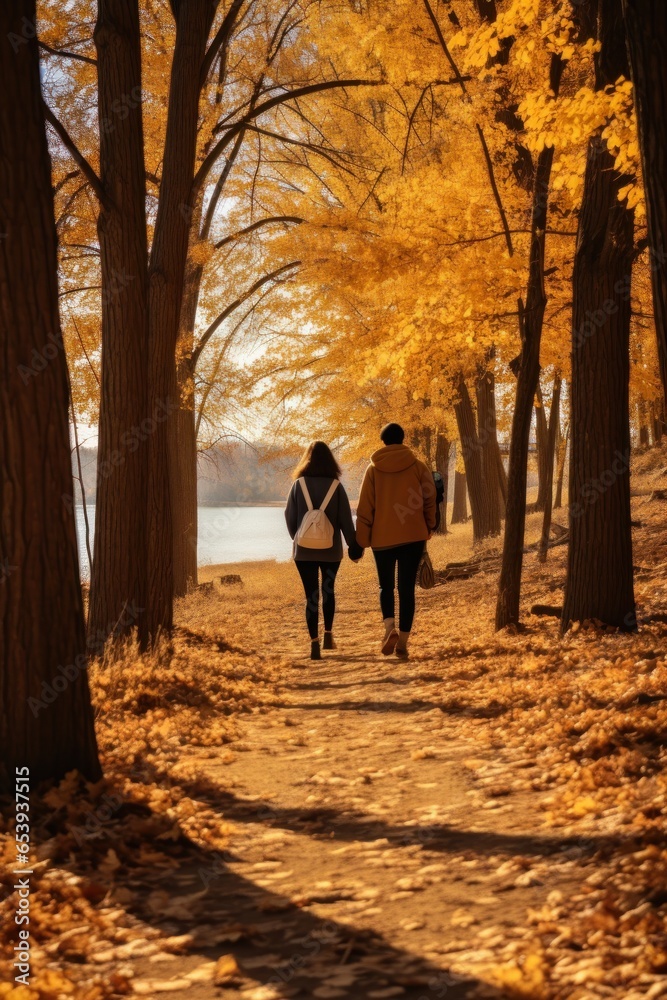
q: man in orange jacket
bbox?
[356,423,437,658]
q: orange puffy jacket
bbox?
[355,444,437,549]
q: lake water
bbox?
[75,505,292,578]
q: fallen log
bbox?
[435,523,569,584]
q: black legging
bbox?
[295,560,341,639]
[373,541,425,633]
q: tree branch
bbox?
[39,40,97,65]
[193,79,382,193]
[214,216,303,250]
[200,0,246,87]
[43,102,107,207]
[422,0,514,255]
[191,261,300,367]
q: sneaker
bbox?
[381,629,399,655]
[323,632,336,650]
[310,640,322,660]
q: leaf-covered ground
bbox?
[3,456,667,999]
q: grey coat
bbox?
[285,477,359,562]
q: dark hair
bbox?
[293,440,342,480]
[380,422,405,445]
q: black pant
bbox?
[295,560,340,639]
[373,541,425,633]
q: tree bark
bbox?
[554,422,569,509]
[623,0,667,410]
[495,53,564,629]
[0,0,101,788]
[435,433,450,534]
[89,0,149,648]
[454,378,498,541]
[475,365,502,533]
[452,469,468,524]
[173,244,203,597]
[534,384,550,511]
[538,376,562,562]
[146,0,217,638]
[496,440,507,516]
[173,353,198,595]
[637,400,650,447]
[652,399,664,445]
[562,0,635,632]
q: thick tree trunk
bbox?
[435,433,450,534]
[554,422,569,509]
[562,134,635,629]
[623,0,667,410]
[475,366,502,534]
[452,469,468,524]
[495,57,564,629]
[534,384,550,511]
[454,378,498,541]
[562,0,635,632]
[146,0,216,637]
[538,376,562,562]
[0,0,101,788]
[89,0,149,648]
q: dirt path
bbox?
[126,556,604,999]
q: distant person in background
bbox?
[285,441,363,660]
[356,423,436,659]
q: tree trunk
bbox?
[173,248,203,597]
[0,0,101,788]
[638,400,650,448]
[435,433,450,534]
[534,384,550,511]
[496,441,507,517]
[623,0,667,410]
[146,0,216,638]
[89,0,149,648]
[452,469,468,524]
[475,366,502,534]
[538,376,562,562]
[554,422,569,509]
[454,378,497,541]
[562,0,635,632]
[495,53,565,630]
[653,399,665,445]
[173,354,198,595]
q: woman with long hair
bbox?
[285,441,362,660]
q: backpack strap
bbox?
[319,479,339,513]
[298,477,313,511]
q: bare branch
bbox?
[214,215,303,250]
[193,79,383,193]
[43,102,107,207]
[201,0,246,88]
[192,260,300,367]
[39,39,97,65]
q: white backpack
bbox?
[295,478,339,549]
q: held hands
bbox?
[348,541,365,563]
